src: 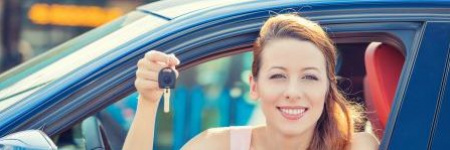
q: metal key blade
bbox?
[164,88,170,113]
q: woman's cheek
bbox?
[300,79,328,98]
[258,80,285,102]
[305,82,328,120]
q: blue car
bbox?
[1,0,450,149]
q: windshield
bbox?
[0,11,168,111]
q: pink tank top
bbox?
[230,126,253,150]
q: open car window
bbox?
[96,40,406,149]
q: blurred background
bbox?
[0,0,158,73]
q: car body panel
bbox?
[382,21,450,150]
[430,58,450,149]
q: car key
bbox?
[158,67,176,113]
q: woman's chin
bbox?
[275,123,309,136]
[270,118,317,137]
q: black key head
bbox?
[158,67,176,89]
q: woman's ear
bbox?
[249,75,260,100]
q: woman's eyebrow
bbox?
[268,66,321,72]
[269,66,287,71]
[302,67,321,72]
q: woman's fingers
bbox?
[138,58,166,72]
[135,50,180,102]
[136,68,158,81]
[134,78,160,90]
[145,51,170,64]
[144,50,180,66]
[168,53,180,66]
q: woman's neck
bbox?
[251,125,314,150]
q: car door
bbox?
[429,51,450,150]
[379,21,450,150]
[429,49,450,150]
[408,22,450,150]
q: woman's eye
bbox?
[303,75,318,81]
[269,74,286,79]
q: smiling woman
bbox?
[124,14,379,150]
[248,14,372,150]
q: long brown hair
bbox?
[252,14,359,150]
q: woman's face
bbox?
[250,38,329,136]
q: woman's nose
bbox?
[284,80,302,101]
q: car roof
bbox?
[137,0,450,19]
[137,0,254,19]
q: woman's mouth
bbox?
[276,106,308,120]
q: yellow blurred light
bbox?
[28,3,124,27]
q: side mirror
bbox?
[0,130,57,150]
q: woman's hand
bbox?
[124,51,179,150]
[135,50,180,104]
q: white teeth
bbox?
[280,108,306,115]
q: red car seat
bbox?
[364,42,405,139]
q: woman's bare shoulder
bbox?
[181,127,231,150]
[347,132,380,150]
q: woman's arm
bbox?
[122,50,228,150]
[122,51,179,150]
[122,97,159,150]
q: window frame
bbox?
[95,21,423,149]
